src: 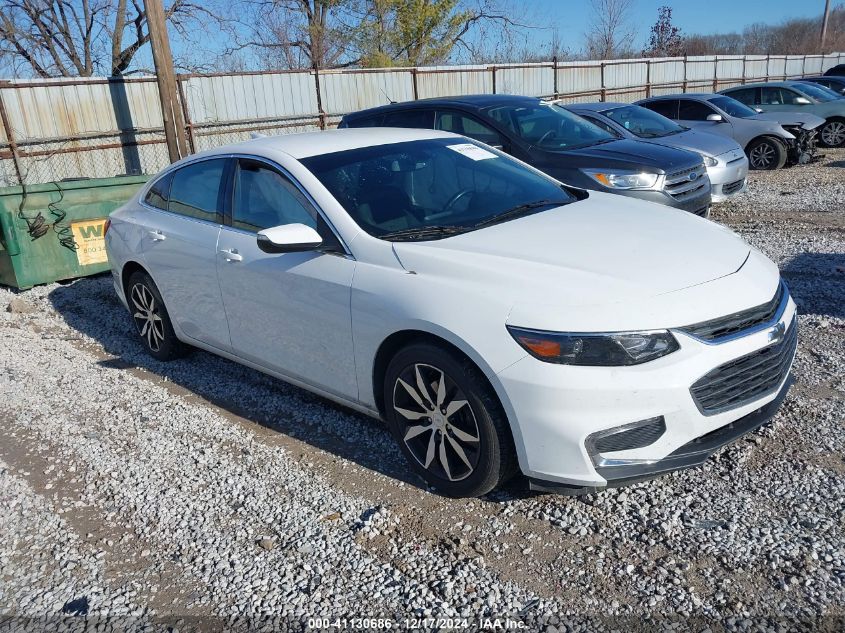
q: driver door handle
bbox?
[219,247,243,262]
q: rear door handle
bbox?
[148,229,166,241]
[219,248,243,262]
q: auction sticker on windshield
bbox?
[447,143,498,161]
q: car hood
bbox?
[392,193,752,325]
[750,112,826,129]
[634,129,742,157]
[540,138,701,173]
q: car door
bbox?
[215,156,358,399]
[677,99,734,139]
[137,157,231,350]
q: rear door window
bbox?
[641,99,678,119]
[382,110,435,129]
[725,87,757,105]
[678,100,716,121]
[168,159,227,223]
[144,172,173,210]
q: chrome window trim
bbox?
[138,152,353,258]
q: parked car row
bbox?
[339,76,842,213]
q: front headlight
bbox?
[507,326,680,366]
[702,155,718,167]
[581,169,660,190]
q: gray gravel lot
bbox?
[1,149,843,632]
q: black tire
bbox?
[383,342,517,498]
[747,136,787,170]
[819,119,845,148]
[126,271,186,361]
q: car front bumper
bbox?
[621,187,711,217]
[708,152,749,203]
[496,292,797,491]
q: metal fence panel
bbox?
[557,61,602,97]
[416,66,492,98]
[744,56,769,81]
[319,69,414,115]
[494,64,554,96]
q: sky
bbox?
[519,0,832,52]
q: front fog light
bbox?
[586,416,667,465]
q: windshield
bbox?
[791,82,841,102]
[600,105,684,138]
[300,138,576,240]
[708,96,758,118]
[485,101,614,150]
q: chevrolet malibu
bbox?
[105,128,797,498]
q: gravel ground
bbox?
[1,149,843,632]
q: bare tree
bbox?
[583,0,635,60]
[642,5,682,57]
[234,0,534,69]
[0,0,227,77]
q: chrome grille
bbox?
[690,318,797,415]
[722,179,745,195]
[680,282,785,341]
[663,164,709,201]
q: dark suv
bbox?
[339,95,712,216]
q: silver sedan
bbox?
[567,102,748,202]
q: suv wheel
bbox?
[383,343,516,498]
[747,137,786,170]
[126,271,186,361]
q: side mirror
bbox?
[794,96,812,105]
[257,223,322,253]
[754,107,764,113]
[706,113,724,123]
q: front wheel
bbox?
[819,119,845,147]
[383,343,517,498]
[747,137,787,170]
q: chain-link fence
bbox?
[1,53,844,188]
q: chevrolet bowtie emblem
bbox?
[768,321,786,345]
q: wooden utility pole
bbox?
[145,0,188,163]
[820,0,832,51]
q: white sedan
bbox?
[105,128,797,497]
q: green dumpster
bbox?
[0,175,148,289]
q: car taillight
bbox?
[103,218,111,236]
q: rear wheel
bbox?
[126,271,186,361]
[747,137,787,170]
[819,119,845,147]
[383,343,516,497]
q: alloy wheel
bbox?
[130,283,165,352]
[749,142,775,169]
[821,121,845,147]
[392,363,481,482]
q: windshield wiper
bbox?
[471,199,570,229]
[380,225,468,241]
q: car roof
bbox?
[182,128,457,161]
[640,93,719,101]
[564,102,629,111]
[344,93,543,119]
